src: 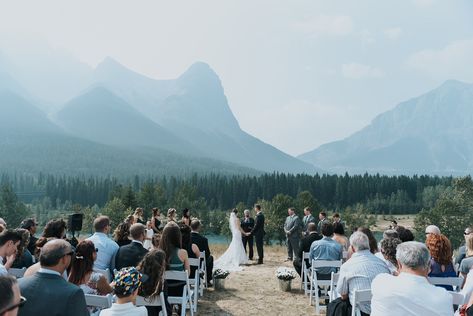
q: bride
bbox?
[214,208,248,271]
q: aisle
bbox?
[198,246,315,315]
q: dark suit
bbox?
[251,212,265,263]
[27,235,38,257]
[19,272,88,316]
[115,240,148,270]
[241,217,255,259]
[293,232,323,276]
[191,232,214,283]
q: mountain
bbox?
[298,80,473,175]
[93,58,317,174]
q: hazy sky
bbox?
[1,0,473,155]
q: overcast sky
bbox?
[1,0,473,155]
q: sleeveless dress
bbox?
[167,248,185,297]
[214,213,248,271]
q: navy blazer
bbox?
[115,241,148,270]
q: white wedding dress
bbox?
[214,213,248,271]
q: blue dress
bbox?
[428,259,456,291]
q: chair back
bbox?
[311,259,343,269]
[93,268,111,283]
[302,252,310,260]
[343,251,348,260]
[84,293,113,309]
[428,277,463,291]
[8,267,26,278]
[449,291,465,307]
[329,272,340,302]
[164,270,194,316]
[351,289,372,316]
[188,258,200,268]
[136,293,168,316]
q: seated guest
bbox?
[180,224,200,279]
[101,267,147,316]
[332,222,349,251]
[0,230,22,275]
[190,219,213,286]
[86,216,119,271]
[11,229,34,269]
[20,218,38,256]
[337,231,390,315]
[457,227,473,267]
[395,225,415,243]
[358,227,378,253]
[293,222,322,277]
[382,229,399,239]
[378,237,402,275]
[309,222,342,280]
[113,222,132,247]
[18,239,88,316]
[460,234,473,280]
[137,249,171,316]
[371,241,453,316]
[0,275,24,316]
[115,223,148,270]
[425,225,441,237]
[68,240,112,295]
[426,233,456,290]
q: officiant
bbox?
[241,209,255,260]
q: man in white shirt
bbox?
[86,216,119,271]
[0,230,22,275]
[371,241,453,316]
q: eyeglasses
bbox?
[95,248,99,252]
[0,296,27,314]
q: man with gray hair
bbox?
[371,241,453,316]
[336,231,390,315]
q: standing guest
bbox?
[378,237,402,275]
[0,230,22,275]
[332,222,349,251]
[133,208,145,225]
[19,219,38,256]
[284,207,302,261]
[100,267,147,316]
[371,241,453,316]
[190,220,214,286]
[395,226,415,243]
[456,226,473,266]
[18,239,89,316]
[138,249,171,316]
[309,222,342,280]
[11,229,34,269]
[358,227,378,254]
[113,222,132,247]
[250,204,265,264]
[86,216,119,271]
[143,221,154,250]
[317,211,329,234]
[167,208,177,223]
[241,210,255,260]
[425,233,456,290]
[336,232,390,316]
[115,224,148,270]
[68,240,113,295]
[293,223,321,277]
[181,208,190,226]
[302,207,316,235]
[150,208,162,233]
[0,275,24,316]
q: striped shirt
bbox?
[336,249,390,314]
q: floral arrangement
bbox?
[275,267,297,281]
[213,269,230,279]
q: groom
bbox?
[250,204,265,264]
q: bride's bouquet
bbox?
[275,267,297,281]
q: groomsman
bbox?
[241,209,255,260]
[284,207,302,261]
[317,211,329,234]
[302,207,316,235]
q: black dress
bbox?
[152,216,161,233]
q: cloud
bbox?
[407,39,473,81]
[293,15,353,37]
[384,27,402,40]
[341,63,384,79]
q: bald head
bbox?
[40,239,72,268]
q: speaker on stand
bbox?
[67,213,83,248]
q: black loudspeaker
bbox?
[68,213,83,232]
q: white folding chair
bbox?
[84,293,113,309]
[200,251,207,290]
[301,252,311,295]
[309,259,343,314]
[329,272,340,302]
[93,268,111,283]
[164,270,194,316]
[8,267,26,278]
[188,258,201,312]
[351,289,372,316]
[136,293,168,316]
[428,277,463,292]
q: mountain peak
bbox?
[178,61,220,86]
[437,79,472,91]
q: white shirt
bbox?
[86,232,119,271]
[38,267,61,276]
[100,302,147,316]
[371,272,453,316]
[143,229,154,250]
[0,256,7,275]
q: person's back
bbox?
[310,223,342,276]
[86,216,119,271]
[115,223,148,270]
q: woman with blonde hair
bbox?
[133,207,145,225]
[167,208,177,223]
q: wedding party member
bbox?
[86,216,119,271]
[167,208,177,223]
[302,207,316,235]
[317,211,329,233]
[241,209,255,260]
[143,221,154,250]
[150,208,162,233]
[0,230,22,275]
[0,275,24,316]
[113,222,132,247]
[250,204,265,264]
[11,229,34,269]
[19,218,38,256]
[371,241,453,316]
[101,267,147,316]
[181,208,190,226]
[115,223,148,270]
[332,213,345,228]
[293,223,321,277]
[190,219,214,285]
[19,239,88,316]
[284,207,302,261]
[309,222,342,280]
[336,231,390,315]
[133,208,145,225]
